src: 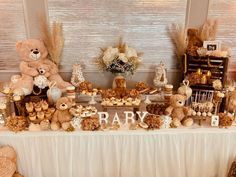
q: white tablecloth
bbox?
[0,128,236,177]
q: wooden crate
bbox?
[14,86,48,116]
[183,54,229,90]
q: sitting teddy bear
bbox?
[0,145,23,177]
[30,63,51,90]
[11,39,71,96]
[165,94,193,127]
[114,77,127,98]
[51,97,73,131]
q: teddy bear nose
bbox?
[33,51,39,54]
[178,101,182,104]
[61,104,65,107]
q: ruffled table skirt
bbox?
[0,128,236,177]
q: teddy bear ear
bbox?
[16,41,22,50]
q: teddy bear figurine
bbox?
[114,77,127,98]
[0,145,23,177]
[165,94,193,127]
[11,39,71,96]
[51,97,73,131]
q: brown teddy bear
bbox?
[186,28,203,56]
[165,94,193,127]
[51,97,73,131]
[114,77,127,98]
[11,39,71,95]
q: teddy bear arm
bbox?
[165,106,173,115]
[183,107,192,116]
[44,71,51,78]
[20,62,38,76]
[52,111,59,122]
[43,60,58,75]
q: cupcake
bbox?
[34,104,42,112]
[49,107,55,114]
[42,101,49,110]
[37,111,44,120]
[26,102,34,113]
[29,112,36,121]
[45,110,52,119]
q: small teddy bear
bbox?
[33,64,51,89]
[165,94,193,127]
[51,97,73,131]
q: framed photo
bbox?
[211,115,219,127]
[203,41,221,51]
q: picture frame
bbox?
[203,41,221,51]
[211,115,219,127]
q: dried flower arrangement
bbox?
[168,23,187,62]
[169,19,219,59]
[95,38,142,75]
[199,19,218,41]
[40,17,64,66]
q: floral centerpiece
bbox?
[96,39,142,75]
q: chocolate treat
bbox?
[144,114,163,129]
[146,103,169,115]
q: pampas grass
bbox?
[168,23,187,61]
[40,17,64,66]
[199,19,218,41]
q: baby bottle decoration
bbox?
[178,79,192,99]
[47,82,62,105]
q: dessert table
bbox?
[0,127,236,177]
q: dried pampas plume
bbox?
[40,17,64,66]
[168,23,187,62]
[199,19,218,41]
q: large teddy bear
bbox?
[165,94,193,127]
[11,39,71,95]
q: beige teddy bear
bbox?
[51,97,73,131]
[11,39,71,96]
[165,94,193,127]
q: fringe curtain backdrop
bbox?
[0,0,26,71]
[208,0,236,71]
[48,0,187,71]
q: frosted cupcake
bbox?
[29,112,36,121]
[37,111,44,120]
